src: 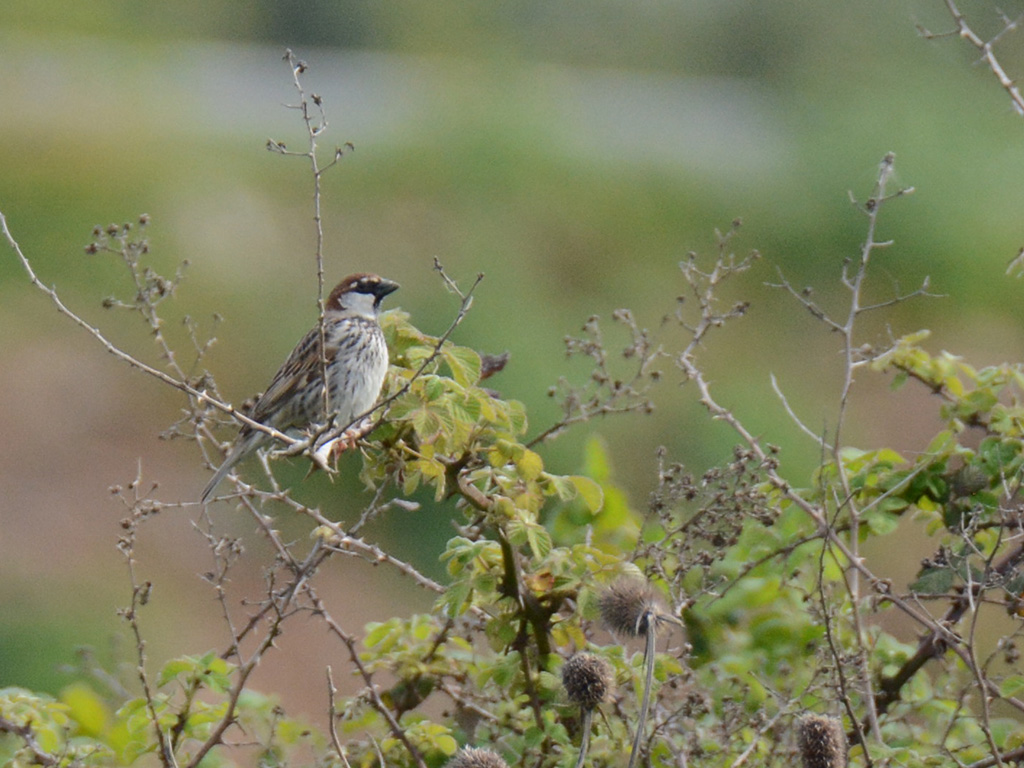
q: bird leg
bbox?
[311,417,377,469]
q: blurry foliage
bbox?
[9,173,1024,764]
[0,1,831,76]
[3,0,1024,496]
[6,2,1024,766]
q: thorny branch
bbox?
[830,152,909,745]
[0,716,61,767]
[114,468,175,768]
[529,299,664,448]
[111,466,319,768]
[268,49,353,425]
[763,152,936,750]
[1,211,304,464]
[9,33,1024,768]
[918,0,1024,118]
[304,585,430,768]
[667,156,1001,764]
[0,55,487,768]
[326,667,355,768]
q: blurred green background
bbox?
[3,0,1024,720]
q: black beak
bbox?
[375,278,400,298]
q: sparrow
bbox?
[201,273,399,502]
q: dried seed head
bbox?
[446,747,508,768]
[797,715,847,768]
[599,578,657,637]
[479,351,510,381]
[562,653,614,710]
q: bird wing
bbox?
[249,326,329,430]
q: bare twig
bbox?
[1,210,303,462]
[919,1,1024,117]
[326,666,354,768]
[303,586,430,768]
[278,50,334,422]
[115,466,175,767]
[674,180,976,762]
[770,372,827,448]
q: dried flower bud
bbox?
[562,653,613,710]
[479,351,510,381]
[446,747,508,768]
[599,578,658,637]
[797,715,846,768]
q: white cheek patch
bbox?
[346,292,378,318]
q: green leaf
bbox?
[503,400,528,434]
[442,345,481,387]
[450,393,483,425]
[1000,675,1024,699]
[909,567,954,595]
[441,580,474,617]
[864,508,901,535]
[423,375,445,401]
[506,518,528,549]
[956,388,998,418]
[524,521,552,559]
[544,473,575,501]
[411,408,445,441]
[515,449,544,480]
[570,475,604,513]
[523,725,546,748]
[158,656,198,687]
[60,682,110,737]
[435,734,459,756]
[185,700,229,727]
[364,620,397,650]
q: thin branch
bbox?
[116,466,174,767]
[303,585,430,768]
[766,271,844,332]
[770,372,827,448]
[326,666,354,768]
[919,1,1024,117]
[280,49,332,423]
[727,705,790,768]
[1,210,301,457]
[0,716,61,767]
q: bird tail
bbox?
[201,434,260,503]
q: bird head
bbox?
[327,273,400,318]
